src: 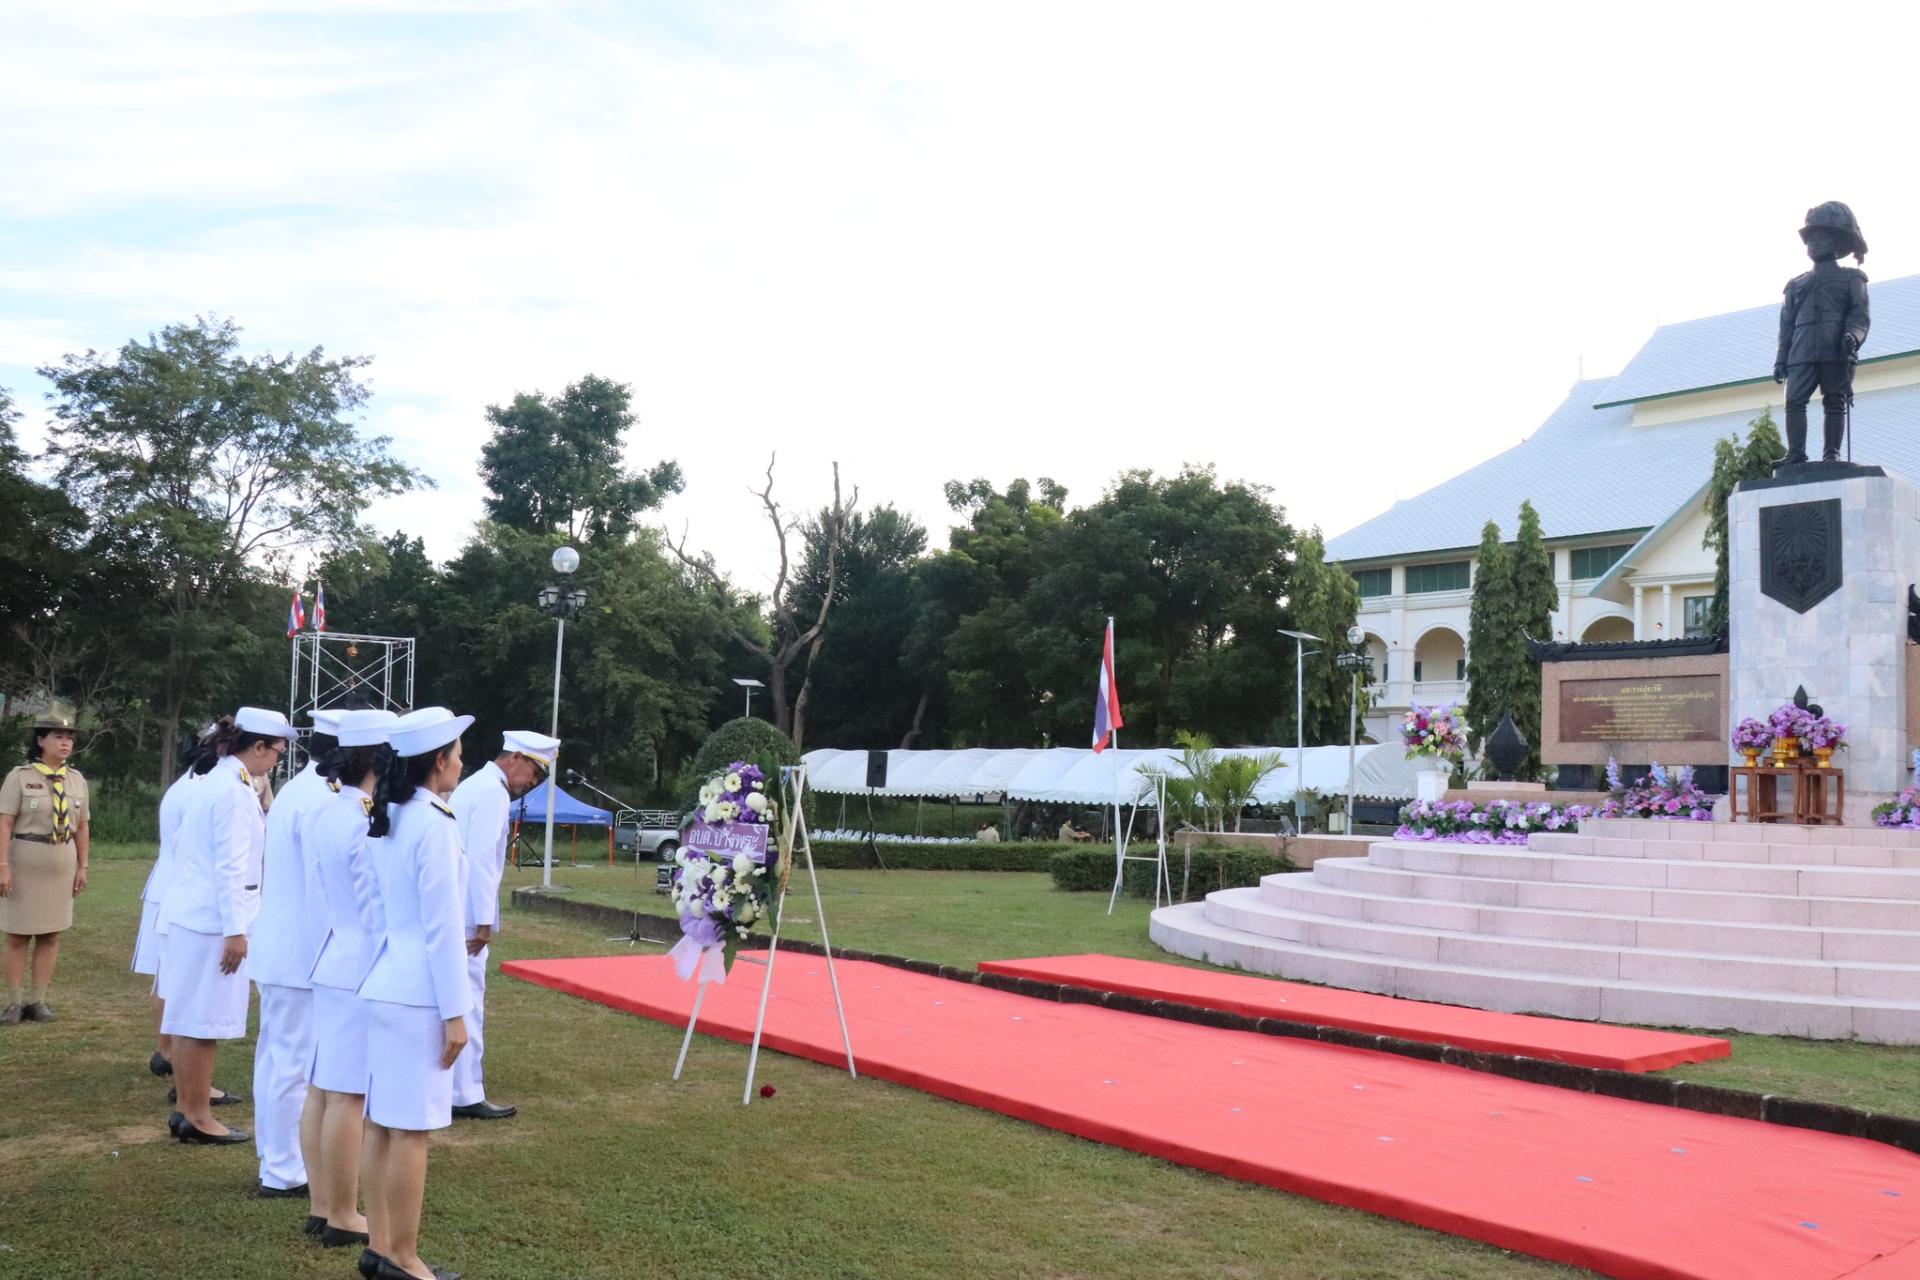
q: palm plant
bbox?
[1137,732,1286,833]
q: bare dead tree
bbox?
[666,454,853,749]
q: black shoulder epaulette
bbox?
[431,799,456,821]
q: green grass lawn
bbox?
[503,859,1920,1116]
[3,857,1588,1280]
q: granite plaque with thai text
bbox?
[1559,675,1720,743]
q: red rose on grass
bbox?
[760,1084,776,1099]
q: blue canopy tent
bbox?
[509,780,616,866]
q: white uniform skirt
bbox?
[157,927,250,1040]
[131,899,164,978]
[365,1000,457,1131]
[308,984,371,1094]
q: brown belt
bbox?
[13,834,70,845]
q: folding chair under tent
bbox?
[509,779,617,867]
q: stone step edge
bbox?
[1297,858,1920,910]
[1259,874,1920,943]
[508,887,1920,1158]
[1368,839,1920,879]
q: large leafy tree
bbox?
[1703,409,1786,636]
[1508,500,1557,773]
[0,386,84,646]
[479,374,683,544]
[39,317,423,783]
[1286,530,1367,745]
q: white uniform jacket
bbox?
[161,756,267,937]
[450,761,512,931]
[358,792,473,1021]
[246,763,334,987]
[143,768,199,908]
[306,785,385,992]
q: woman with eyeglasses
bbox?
[358,707,473,1280]
[0,708,92,1025]
[158,705,296,1143]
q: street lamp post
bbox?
[733,676,766,719]
[537,546,585,890]
[1336,625,1371,834]
[1278,629,1320,831]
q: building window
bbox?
[1456,658,1467,680]
[1405,560,1471,593]
[1569,544,1633,580]
[1353,568,1392,598]
[1683,595,1712,638]
[1413,660,1422,682]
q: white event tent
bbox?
[799,744,1415,806]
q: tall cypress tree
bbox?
[1508,501,1557,776]
[1464,519,1516,758]
[1703,409,1786,636]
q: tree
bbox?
[1508,500,1557,774]
[1140,731,1285,832]
[1464,519,1521,758]
[1703,409,1787,636]
[1285,530,1366,745]
[479,374,683,545]
[0,386,85,646]
[39,317,424,783]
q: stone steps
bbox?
[1262,873,1920,963]
[1207,886,1920,998]
[1148,822,1920,1042]
[1149,901,1920,1042]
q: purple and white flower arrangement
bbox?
[1767,703,1815,741]
[1401,703,1466,762]
[668,761,783,982]
[1802,716,1847,751]
[1730,718,1772,753]
[1395,798,1599,845]
[1601,757,1713,821]
[1873,787,1920,830]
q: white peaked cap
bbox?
[337,709,399,748]
[235,706,298,739]
[389,706,474,759]
[503,730,561,766]
[310,707,346,735]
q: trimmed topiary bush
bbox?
[684,717,800,808]
[1050,842,1292,898]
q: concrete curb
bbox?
[509,886,1920,1157]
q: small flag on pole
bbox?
[1091,616,1124,753]
[287,589,306,638]
[314,582,327,634]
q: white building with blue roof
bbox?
[1330,273,1920,742]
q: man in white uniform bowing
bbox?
[448,729,557,1120]
[248,707,342,1197]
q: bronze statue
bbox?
[1773,202,1870,464]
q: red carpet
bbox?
[504,952,1920,1280]
[979,954,1729,1071]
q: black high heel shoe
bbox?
[149,1051,173,1078]
[166,1111,184,1138]
[303,1215,326,1238]
[374,1257,460,1280]
[167,1086,244,1106]
[174,1118,249,1145]
[356,1250,384,1280]
[320,1225,371,1248]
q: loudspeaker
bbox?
[865,749,889,789]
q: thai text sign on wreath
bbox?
[685,817,772,866]
[1559,675,1720,743]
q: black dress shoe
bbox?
[452,1100,516,1120]
[22,1000,56,1022]
[256,1181,309,1199]
[303,1214,326,1237]
[321,1225,372,1248]
[375,1259,460,1280]
[357,1250,384,1280]
[167,1111,185,1138]
[174,1119,250,1145]
[167,1087,244,1106]
[149,1051,173,1078]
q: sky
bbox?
[7,0,1920,600]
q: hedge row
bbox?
[1050,844,1293,897]
[803,839,1073,872]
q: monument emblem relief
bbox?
[1759,497,1842,613]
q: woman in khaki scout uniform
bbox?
[0,709,91,1025]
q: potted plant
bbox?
[1730,717,1771,768]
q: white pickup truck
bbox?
[612,809,686,862]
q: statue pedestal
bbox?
[1729,469,1920,823]
[1414,764,1450,802]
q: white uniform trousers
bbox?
[253,983,312,1190]
[450,938,488,1106]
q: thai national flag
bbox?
[314,582,327,634]
[1091,617,1124,753]
[287,590,305,638]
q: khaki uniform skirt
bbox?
[2,837,77,935]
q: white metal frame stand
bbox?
[1107,770,1172,915]
[671,764,858,1103]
